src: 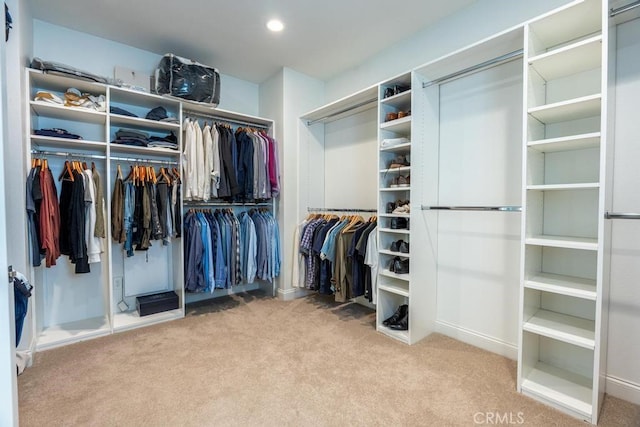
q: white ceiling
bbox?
[27,0,476,84]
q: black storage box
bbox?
[155,53,220,106]
[136,291,179,316]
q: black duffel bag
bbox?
[155,54,220,106]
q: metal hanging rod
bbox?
[183,110,270,130]
[31,150,106,160]
[610,0,640,17]
[307,207,377,213]
[306,98,378,126]
[421,205,522,212]
[422,49,524,89]
[30,150,178,166]
[184,201,273,207]
[605,212,640,219]
[110,156,179,166]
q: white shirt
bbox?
[364,226,378,304]
[194,121,205,200]
[182,119,196,200]
[202,124,213,201]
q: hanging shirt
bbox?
[82,169,102,264]
[182,118,196,200]
[364,226,379,304]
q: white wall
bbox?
[32,20,260,116]
[324,0,571,102]
[260,68,324,298]
[605,19,640,405]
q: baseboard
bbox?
[606,375,640,405]
[435,320,518,360]
[277,287,314,301]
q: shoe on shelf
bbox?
[388,155,410,169]
[388,311,408,330]
[391,256,409,274]
[385,112,398,122]
[390,240,410,253]
[390,175,410,188]
[386,201,396,214]
[392,200,410,214]
[390,217,408,230]
[383,304,408,326]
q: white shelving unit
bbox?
[518,0,611,423]
[106,84,184,334]
[26,70,185,349]
[376,72,415,342]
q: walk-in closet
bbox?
[3,0,640,425]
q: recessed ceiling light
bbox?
[267,19,284,32]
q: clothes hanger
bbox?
[117,164,123,180]
[91,161,96,173]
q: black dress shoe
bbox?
[390,217,408,229]
[383,304,408,326]
[389,311,408,330]
[392,257,409,274]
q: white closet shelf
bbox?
[525,272,597,300]
[380,116,412,133]
[379,249,411,258]
[526,183,599,191]
[528,94,601,124]
[380,187,412,192]
[110,85,180,108]
[36,315,111,350]
[380,90,412,108]
[528,132,600,153]
[523,309,595,349]
[377,324,410,344]
[380,166,411,173]
[379,228,410,235]
[379,282,410,297]
[31,135,107,151]
[378,213,410,218]
[380,269,410,281]
[527,0,601,53]
[30,101,107,124]
[521,362,593,419]
[380,142,412,153]
[525,235,598,251]
[110,114,181,131]
[109,143,180,157]
[29,69,107,94]
[528,35,602,81]
[112,308,184,332]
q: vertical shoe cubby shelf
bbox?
[376,73,412,343]
[518,0,610,423]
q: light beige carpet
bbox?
[18,291,640,426]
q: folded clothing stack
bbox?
[33,128,83,140]
[147,131,178,150]
[145,106,179,124]
[112,128,150,147]
[112,128,178,150]
[34,88,105,112]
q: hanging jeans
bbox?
[13,276,32,346]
